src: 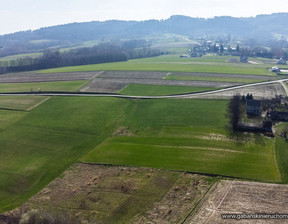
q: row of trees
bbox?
[0,42,164,73]
[227,95,244,131]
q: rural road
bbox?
[1,78,288,99]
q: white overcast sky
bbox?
[1,0,288,35]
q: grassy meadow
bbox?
[0,95,48,111]
[0,53,42,62]
[0,97,220,212]
[0,95,285,212]
[0,110,27,131]
[118,84,217,96]
[0,97,132,212]
[166,75,267,83]
[0,80,87,93]
[0,52,287,214]
[82,100,280,182]
[38,55,276,75]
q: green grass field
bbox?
[118,84,217,96]
[0,110,27,131]
[0,95,285,213]
[0,97,133,212]
[82,99,280,182]
[82,127,280,182]
[276,137,288,183]
[0,80,87,93]
[0,53,42,62]
[38,55,275,75]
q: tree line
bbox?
[0,42,164,73]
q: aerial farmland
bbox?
[1,32,288,223]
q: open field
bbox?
[186,180,288,224]
[82,126,280,182]
[9,164,214,224]
[189,83,287,99]
[0,95,49,111]
[275,137,288,183]
[0,110,27,131]
[0,96,284,213]
[80,71,244,93]
[97,70,168,79]
[0,80,87,92]
[0,52,288,218]
[119,84,217,96]
[81,77,237,93]
[0,53,42,61]
[0,97,133,212]
[81,99,280,182]
[37,55,276,75]
[166,72,276,83]
[0,72,96,83]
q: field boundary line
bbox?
[204,181,234,224]
[27,97,50,111]
[181,181,220,224]
[279,81,288,96]
[78,71,104,92]
[0,107,27,112]
[163,72,171,79]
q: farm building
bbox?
[180,54,189,58]
[271,66,280,72]
[246,99,261,116]
[268,111,288,121]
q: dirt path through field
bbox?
[27,96,50,111]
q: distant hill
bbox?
[1,13,288,56]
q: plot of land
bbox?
[119,84,217,96]
[80,71,242,93]
[81,78,235,93]
[166,72,276,83]
[0,96,285,215]
[0,97,133,212]
[97,70,168,79]
[0,110,27,131]
[189,83,286,99]
[0,95,49,111]
[82,126,280,182]
[81,99,280,183]
[12,163,214,224]
[0,80,87,92]
[185,180,288,224]
[0,72,97,83]
[38,55,275,75]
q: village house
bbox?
[271,66,281,72]
[246,99,261,116]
